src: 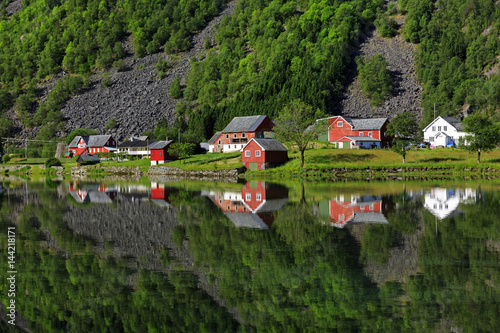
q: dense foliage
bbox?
[357,54,392,106]
[0,0,231,137]
[400,0,500,125]
[167,0,386,140]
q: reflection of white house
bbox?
[424,188,476,219]
[422,116,468,147]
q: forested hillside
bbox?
[1,0,500,143]
[401,0,500,125]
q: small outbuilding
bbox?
[241,138,288,170]
[150,140,176,166]
[76,154,100,166]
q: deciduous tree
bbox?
[387,112,418,164]
[273,99,327,168]
[463,113,500,163]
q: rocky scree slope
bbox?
[16,1,236,141]
[335,15,423,123]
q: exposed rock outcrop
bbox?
[336,16,423,122]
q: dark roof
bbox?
[69,135,114,148]
[441,117,464,131]
[68,136,88,148]
[77,154,100,162]
[118,141,140,148]
[208,131,223,144]
[150,140,173,149]
[222,115,269,133]
[249,138,288,151]
[224,212,269,229]
[129,140,158,148]
[351,118,387,130]
[88,135,114,147]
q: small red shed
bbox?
[150,140,176,165]
[241,138,288,170]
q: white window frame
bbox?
[337,121,343,127]
[438,126,441,131]
[246,193,251,201]
[432,126,436,131]
[245,151,250,157]
[368,132,372,137]
[443,126,447,131]
[359,132,364,137]
[255,150,261,157]
[256,193,262,201]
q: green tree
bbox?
[105,118,117,131]
[273,99,327,168]
[169,75,183,99]
[386,112,418,164]
[168,142,196,162]
[462,113,500,163]
[357,54,392,107]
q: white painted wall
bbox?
[423,117,467,146]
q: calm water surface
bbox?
[1,178,499,332]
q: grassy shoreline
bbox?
[2,147,500,180]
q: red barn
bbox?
[68,135,117,155]
[209,115,275,153]
[328,116,391,149]
[150,140,176,166]
[241,138,288,170]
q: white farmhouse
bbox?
[424,188,476,220]
[422,116,467,147]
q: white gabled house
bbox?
[422,116,467,147]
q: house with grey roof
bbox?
[68,135,117,155]
[241,138,288,170]
[328,116,391,149]
[422,116,468,147]
[208,115,275,153]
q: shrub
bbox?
[45,157,62,167]
[357,54,392,107]
[169,75,183,99]
[2,155,11,163]
[102,74,112,87]
[105,118,117,131]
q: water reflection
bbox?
[318,194,395,228]
[423,187,477,219]
[203,181,289,229]
[67,181,118,203]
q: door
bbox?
[343,142,350,149]
[248,162,258,170]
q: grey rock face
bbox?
[334,19,423,123]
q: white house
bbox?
[422,116,467,147]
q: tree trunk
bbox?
[477,148,481,163]
[300,149,305,168]
[403,153,406,164]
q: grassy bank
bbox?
[3,147,500,180]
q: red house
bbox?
[68,135,117,155]
[241,138,288,171]
[149,140,176,166]
[209,115,275,153]
[328,116,391,149]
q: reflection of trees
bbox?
[0,184,237,332]
[180,198,405,331]
[403,188,500,332]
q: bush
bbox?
[2,155,11,163]
[102,74,112,87]
[45,157,62,167]
[169,75,183,99]
[105,118,117,131]
[357,54,392,107]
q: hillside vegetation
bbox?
[401,0,500,125]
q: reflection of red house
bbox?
[67,181,117,203]
[328,116,391,149]
[68,135,117,155]
[241,138,288,171]
[150,140,177,166]
[208,181,289,228]
[150,183,179,202]
[319,195,395,228]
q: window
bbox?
[256,193,262,201]
[218,140,221,144]
[242,133,245,137]
[255,150,261,157]
[438,126,441,131]
[443,126,447,131]
[432,126,436,131]
[160,152,162,157]
[245,151,250,157]
[234,134,237,138]
[246,193,251,201]
[339,214,345,221]
[359,132,364,136]
[368,132,372,137]
[338,121,343,127]
[226,134,229,139]
[429,137,434,142]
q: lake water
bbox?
[1,178,499,332]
